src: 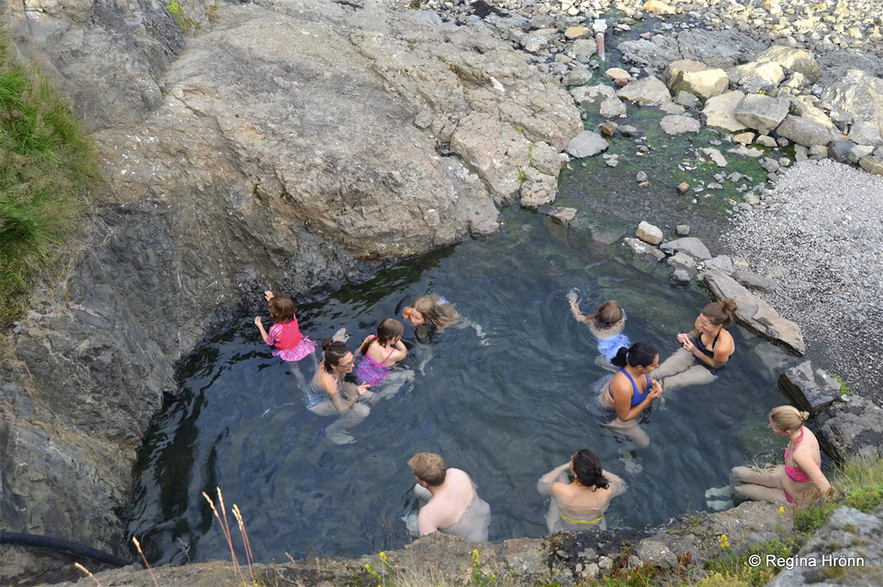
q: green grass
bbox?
[0,32,99,324]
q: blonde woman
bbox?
[732,406,831,504]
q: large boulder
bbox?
[616,76,672,106]
[775,115,832,147]
[668,61,729,101]
[733,61,785,91]
[753,46,820,84]
[620,238,666,272]
[848,121,883,146]
[700,270,806,354]
[617,35,682,69]
[779,361,842,414]
[787,95,837,129]
[675,29,765,69]
[734,94,791,136]
[703,91,747,132]
[818,396,883,461]
[821,69,883,137]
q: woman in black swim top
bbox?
[653,298,737,392]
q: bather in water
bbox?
[304,339,371,445]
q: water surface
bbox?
[129,209,786,565]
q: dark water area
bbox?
[129,208,795,566]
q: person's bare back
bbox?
[417,468,475,534]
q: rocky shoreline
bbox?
[3,0,883,583]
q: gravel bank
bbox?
[722,159,883,403]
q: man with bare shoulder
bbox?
[408,452,491,542]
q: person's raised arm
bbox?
[566,291,589,324]
[601,470,628,497]
[255,317,271,343]
[537,463,571,496]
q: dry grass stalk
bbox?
[73,563,104,587]
[233,503,256,583]
[202,488,248,587]
[131,537,161,587]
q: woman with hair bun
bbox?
[654,298,737,392]
[732,406,832,504]
[596,342,663,448]
[305,339,371,444]
[537,449,627,532]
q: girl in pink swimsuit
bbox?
[731,406,832,504]
[254,290,316,362]
[357,318,408,387]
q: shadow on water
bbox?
[127,207,803,565]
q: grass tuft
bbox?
[0,31,100,324]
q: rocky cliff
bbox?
[0,0,580,574]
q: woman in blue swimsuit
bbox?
[596,342,662,448]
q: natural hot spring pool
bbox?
[128,208,791,565]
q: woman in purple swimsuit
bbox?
[732,406,832,504]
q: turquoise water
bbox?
[128,208,788,565]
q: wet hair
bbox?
[610,342,658,369]
[268,296,297,323]
[359,318,404,354]
[408,452,447,487]
[404,296,460,329]
[769,405,809,432]
[593,300,623,328]
[321,339,352,374]
[701,298,737,327]
[571,449,610,490]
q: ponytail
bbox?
[769,405,809,432]
[702,298,737,327]
[610,342,658,369]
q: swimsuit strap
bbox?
[711,328,721,349]
[619,369,639,395]
[560,511,604,525]
[644,373,651,389]
[383,347,396,363]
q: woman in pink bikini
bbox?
[731,406,832,504]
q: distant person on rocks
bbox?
[537,449,627,532]
[305,339,371,444]
[653,299,737,392]
[566,289,629,371]
[356,318,413,401]
[406,452,491,542]
[732,406,832,504]
[596,342,663,449]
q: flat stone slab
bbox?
[621,237,666,272]
[779,361,842,414]
[703,91,746,132]
[565,131,609,158]
[701,270,805,354]
[700,148,728,167]
[616,75,672,106]
[818,396,883,462]
[660,115,700,135]
[660,237,711,260]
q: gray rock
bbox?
[828,141,854,162]
[701,148,728,167]
[674,91,701,108]
[809,144,829,160]
[671,268,693,284]
[754,46,820,84]
[860,155,883,175]
[701,270,806,354]
[537,205,578,226]
[636,171,648,182]
[780,361,843,414]
[734,61,785,91]
[660,102,686,115]
[667,251,696,271]
[521,34,549,53]
[821,69,883,138]
[520,172,559,209]
[660,237,712,260]
[848,145,875,164]
[562,67,593,87]
[775,115,832,147]
[671,67,730,100]
[818,396,883,462]
[733,270,778,292]
[765,506,883,587]
[703,91,747,132]
[734,95,791,136]
[617,35,682,69]
[676,224,690,236]
[848,121,883,146]
[571,85,627,119]
[636,221,663,245]
[565,131,609,158]
[660,115,700,135]
[570,39,597,62]
[620,238,666,272]
[703,255,735,275]
[636,540,679,569]
[675,29,765,69]
[616,76,672,106]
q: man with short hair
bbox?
[407,452,491,542]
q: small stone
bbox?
[676,224,690,236]
[636,171,648,182]
[600,121,618,136]
[859,155,883,175]
[414,111,433,129]
[671,268,692,283]
[733,132,755,144]
[636,221,663,245]
[565,26,591,39]
[619,125,638,137]
[604,68,631,82]
[809,144,828,160]
[755,135,777,147]
[677,182,689,194]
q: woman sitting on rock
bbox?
[653,298,737,392]
[537,449,626,532]
[596,342,663,448]
[732,406,832,504]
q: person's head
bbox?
[403,296,459,329]
[610,342,659,372]
[594,300,623,327]
[359,318,404,354]
[769,405,809,436]
[570,449,610,490]
[321,339,354,374]
[699,298,738,330]
[268,296,297,323]
[408,452,447,487]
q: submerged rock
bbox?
[660,115,700,135]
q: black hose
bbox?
[0,532,131,567]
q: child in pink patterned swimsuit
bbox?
[254,290,316,362]
[357,318,408,387]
